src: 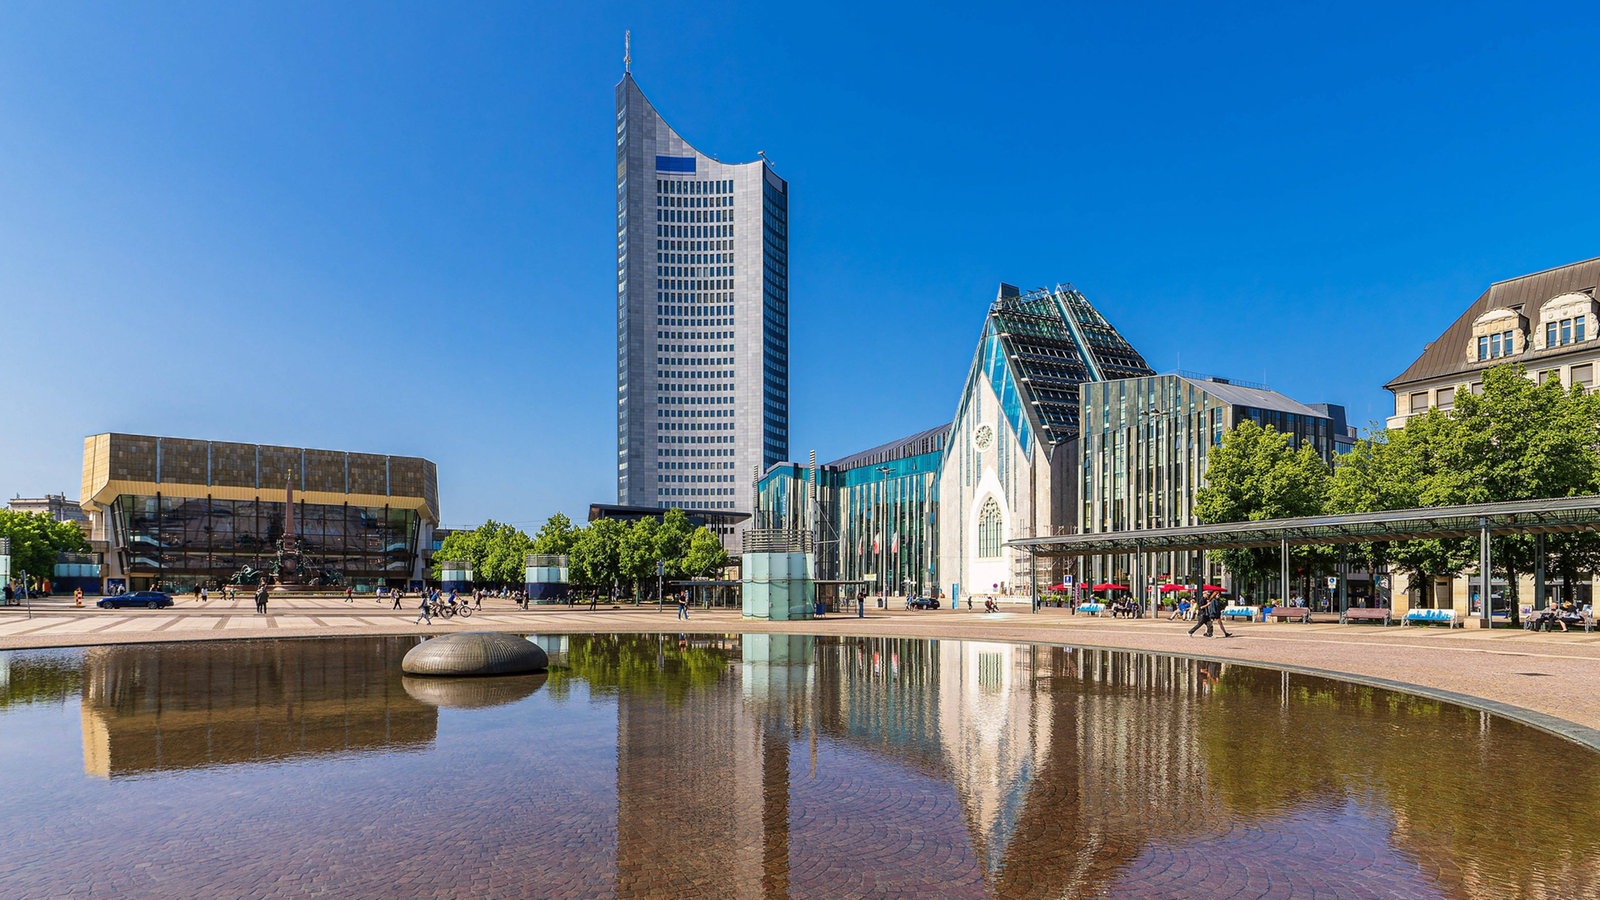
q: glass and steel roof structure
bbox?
[1010,494,1600,555]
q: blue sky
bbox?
[2,2,1597,528]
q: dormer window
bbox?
[1468,307,1527,364]
[1546,318,1586,347]
[1478,330,1516,361]
[1535,292,1597,351]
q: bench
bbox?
[1340,607,1391,626]
[1221,605,1258,621]
[1267,606,1312,622]
[1524,610,1595,633]
[1402,608,1462,628]
[1076,603,1105,616]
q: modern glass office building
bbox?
[81,433,439,592]
[756,426,945,599]
[615,72,789,531]
[1077,374,1340,587]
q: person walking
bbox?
[392,588,404,610]
[345,586,353,603]
[254,583,268,616]
[415,593,432,625]
[677,592,689,620]
[1211,593,1234,638]
[1188,595,1212,637]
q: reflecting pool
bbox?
[2,634,1598,898]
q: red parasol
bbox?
[1092,583,1129,592]
[1159,583,1188,593]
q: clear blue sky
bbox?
[3,2,1598,528]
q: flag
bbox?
[891,533,899,555]
[872,533,880,554]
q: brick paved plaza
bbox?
[6,595,1600,748]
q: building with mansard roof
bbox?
[1385,256,1600,428]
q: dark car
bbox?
[906,596,940,610]
[97,591,174,610]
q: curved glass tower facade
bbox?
[615,74,789,521]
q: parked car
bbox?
[97,591,174,610]
[906,596,940,610]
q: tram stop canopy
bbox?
[1007,495,1600,624]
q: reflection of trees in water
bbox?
[1200,667,1600,896]
[0,650,83,709]
[544,633,737,704]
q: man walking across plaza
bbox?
[677,592,689,620]
[415,592,432,625]
[392,588,404,610]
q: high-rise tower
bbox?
[615,73,789,517]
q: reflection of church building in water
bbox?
[608,634,1230,899]
[825,638,1237,897]
[80,638,435,778]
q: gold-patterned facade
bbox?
[81,433,439,590]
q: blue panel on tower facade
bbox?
[655,155,696,173]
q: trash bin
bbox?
[815,602,825,617]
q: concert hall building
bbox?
[80,433,439,593]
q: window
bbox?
[1574,364,1594,387]
[1547,322,1558,348]
[1478,336,1490,360]
[977,497,1002,558]
[1409,392,1429,414]
[1437,387,1455,410]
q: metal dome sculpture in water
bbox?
[401,632,549,676]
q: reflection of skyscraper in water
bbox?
[613,635,809,899]
[79,639,435,778]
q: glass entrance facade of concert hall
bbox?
[82,434,439,592]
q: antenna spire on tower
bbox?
[624,30,631,74]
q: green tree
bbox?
[0,510,91,588]
[619,517,660,600]
[1449,365,1600,611]
[682,526,730,577]
[1328,409,1478,602]
[569,517,625,593]
[429,520,533,584]
[654,508,694,579]
[530,513,577,557]
[1194,419,1331,596]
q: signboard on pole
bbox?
[1326,576,1338,590]
[0,537,9,594]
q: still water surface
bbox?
[1,634,1597,898]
